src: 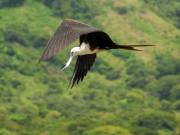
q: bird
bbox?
[39,19,153,88]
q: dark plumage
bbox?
[70,54,96,88]
[40,19,99,60]
[40,19,154,88]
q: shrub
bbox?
[155,54,180,77]
[143,0,180,29]
[172,100,180,111]
[111,51,133,60]
[11,80,21,88]
[0,0,25,8]
[146,75,180,100]
[41,0,99,20]
[18,64,37,76]
[32,36,48,48]
[4,30,27,46]
[134,111,176,131]
[0,129,14,135]
[93,58,112,75]
[115,7,128,15]
[170,85,180,100]
[68,121,91,135]
[83,126,132,135]
[132,128,158,135]
[126,58,156,88]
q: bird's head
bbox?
[61,47,80,70]
[70,47,80,56]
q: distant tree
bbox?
[134,111,176,131]
[126,90,145,103]
[42,0,72,17]
[0,0,25,8]
[0,106,8,127]
[32,36,48,48]
[132,127,158,135]
[155,54,180,77]
[146,75,180,100]
[17,104,39,119]
[126,58,156,88]
[93,58,121,80]
[172,100,180,111]
[0,129,15,135]
[83,126,132,135]
[68,121,91,135]
[41,0,98,20]
[170,85,180,100]
[160,100,172,111]
[143,0,180,28]
[115,7,129,15]
[4,30,27,46]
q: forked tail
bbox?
[114,44,154,51]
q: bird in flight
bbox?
[39,19,153,88]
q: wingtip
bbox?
[38,59,41,63]
[38,58,44,63]
[134,49,143,51]
[38,55,50,63]
[144,44,155,46]
[68,81,74,89]
[64,18,80,23]
[38,56,45,63]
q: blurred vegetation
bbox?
[143,0,180,28]
[0,0,25,8]
[0,0,179,135]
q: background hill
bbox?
[0,0,179,135]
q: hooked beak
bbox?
[61,54,74,71]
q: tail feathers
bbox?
[115,44,154,51]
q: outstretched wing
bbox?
[70,54,96,88]
[39,19,99,61]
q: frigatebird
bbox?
[40,19,153,88]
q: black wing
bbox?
[69,54,96,88]
[39,19,99,61]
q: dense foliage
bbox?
[0,0,179,135]
[143,0,180,28]
[0,0,25,8]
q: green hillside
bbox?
[0,0,179,135]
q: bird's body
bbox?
[74,42,99,56]
[73,31,116,56]
[40,19,153,88]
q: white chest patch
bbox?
[78,42,98,55]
